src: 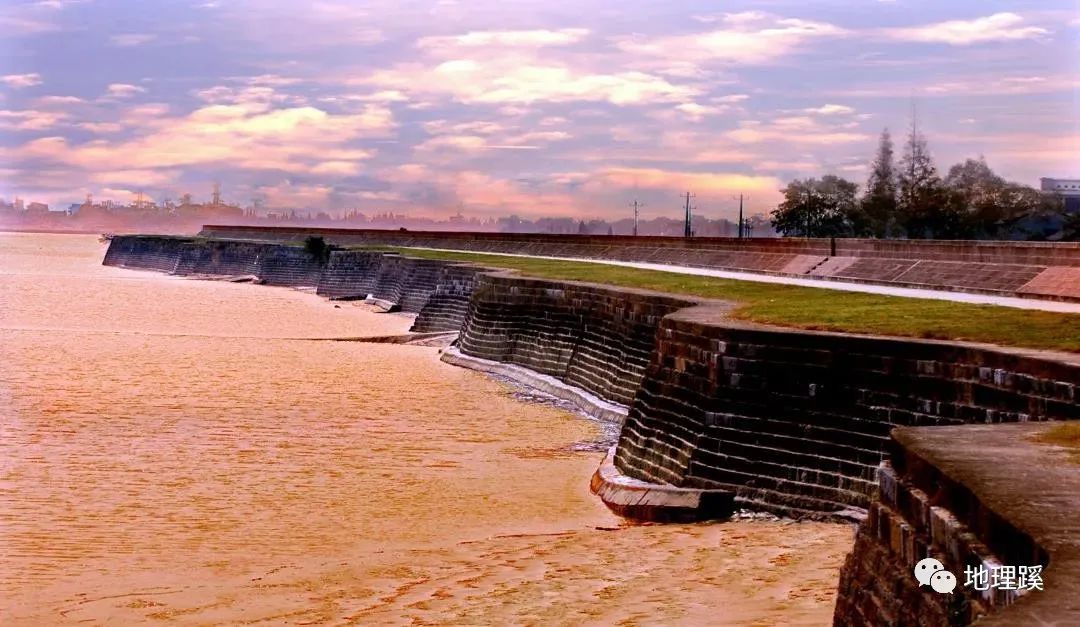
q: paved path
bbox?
[411,247,1080,314]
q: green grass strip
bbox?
[369,247,1080,353]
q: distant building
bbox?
[26,201,49,213]
[1040,177,1080,213]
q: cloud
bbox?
[674,102,728,121]
[417,28,590,50]
[804,104,855,115]
[590,167,783,199]
[363,62,696,105]
[105,83,147,98]
[109,33,156,47]
[416,133,567,153]
[887,13,1049,45]
[2,73,43,88]
[724,118,869,145]
[77,122,124,134]
[242,74,302,87]
[616,12,847,65]
[91,169,179,187]
[0,109,67,131]
[7,102,394,192]
[36,95,85,106]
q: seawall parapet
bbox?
[197,225,1080,302]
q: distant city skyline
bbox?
[1,1,1077,221]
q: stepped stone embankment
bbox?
[175,239,271,277]
[103,234,190,273]
[198,225,1080,301]
[105,233,1080,626]
[256,245,326,286]
[105,235,482,333]
[614,309,1078,520]
[458,272,694,407]
[316,250,391,300]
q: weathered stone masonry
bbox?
[459,273,693,407]
[833,423,1080,626]
[105,234,1079,625]
[616,312,1079,519]
[106,235,484,333]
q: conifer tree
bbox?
[897,117,944,238]
[861,129,898,238]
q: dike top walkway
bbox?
[408,247,1080,314]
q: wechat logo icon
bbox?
[915,558,957,594]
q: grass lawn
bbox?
[369,247,1080,354]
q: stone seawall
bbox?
[412,264,483,333]
[174,239,272,277]
[316,250,390,299]
[257,245,326,286]
[458,273,694,407]
[105,233,1079,625]
[833,423,1080,626]
[105,235,480,333]
[615,314,1079,519]
[103,234,190,273]
[198,225,1080,301]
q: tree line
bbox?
[770,125,1077,241]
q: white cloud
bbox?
[804,104,855,115]
[36,95,85,106]
[887,13,1049,45]
[2,73,43,88]
[617,12,847,65]
[675,102,727,121]
[417,28,589,50]
[362,62,696,105]
[0,109,66,131]
[725,119,869,145]
[105,83,147,98]
[110,33,156,47]
[78,122,124,134]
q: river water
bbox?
[0,233,852,625]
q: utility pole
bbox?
[732,193,747,239]
[630,199,644,236]
[682,191,695,238]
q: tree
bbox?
[303,235,332,265]
[577,220,588,235]
[941,158,1063,239]
[1060,211,1080,241]
[897,120,948,238]
[771,175,860,237]
[861,129,898,238]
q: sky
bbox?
[1,0,1078,221]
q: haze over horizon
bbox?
[1,0,1077,221]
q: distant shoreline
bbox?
[1,227,106,236]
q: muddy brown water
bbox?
[0,233,852,625]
